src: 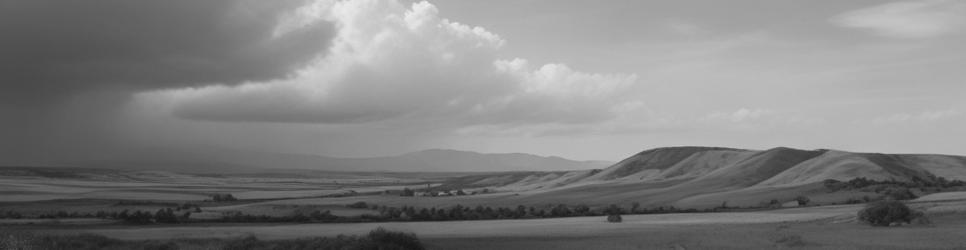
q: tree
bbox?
[883,187,917,200]
[154,208,179,223]
[604,204,623,223]
[857,200,914,226]
[768,199,781,208]
[211,193,237,202]
[607,214,622,223]
[795,196,810,206]
[401,188,415,197]
[367,227,425,250]
[347,201,369,209]
[603,204,623,215]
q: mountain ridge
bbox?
[56,146,613,173]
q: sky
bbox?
[2,0,965,166]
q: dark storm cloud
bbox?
[0,0,335,106]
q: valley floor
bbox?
[422,218,966,250]
[5,167,966,249]
[16,199,966,249]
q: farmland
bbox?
[3,166,966,249]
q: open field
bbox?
[422,219,966,250]
[42,205,862,240]
[5,165,966,249]
[12,200,966,249]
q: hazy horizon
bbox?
[3,0,966,166]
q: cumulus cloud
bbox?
[140,0,639,126]
[0,0,335,106]
[833,0,966,39]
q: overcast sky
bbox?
[2,0,965,165]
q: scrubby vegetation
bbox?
[0,203,200,223]
[0,228,424,250]
[825,177,966,192]
[606,214,622,223]
[857,200,921,227]
[821,176,966,204]
[0,201,753,224]
[346,201,370,209]
[209,193,238,202]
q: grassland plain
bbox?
[20,207,966,249]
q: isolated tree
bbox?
[795,196,810,206]
[607,214,623,223]
[604,204,623,223]
[857,200,914,226]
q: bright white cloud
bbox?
[834,0,966,39]
[137,0,638,128]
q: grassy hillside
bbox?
[435,146,966,208]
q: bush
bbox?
[857,200,914,226]
[211,194,237,202]
[882,187,917,200]
[366,227,425,250]
[347,201,369,209]
[607,214,622,223]
[1,231,39,250]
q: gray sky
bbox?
[2,0,965,164]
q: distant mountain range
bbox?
[66,146,613,173]
[440,146,966,208]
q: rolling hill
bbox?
[444,146,966,208]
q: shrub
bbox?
[795,196,810,206]
[882,187,917,200]
[221,235,263,250]
[40,233,124,250]
[857,200,914,226]
[366,227,425,250]
[1,231,39,250]
[211,194,237,202]
[347,201,369,209]
[607,214,622,223]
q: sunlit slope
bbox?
[456,147,966,207]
